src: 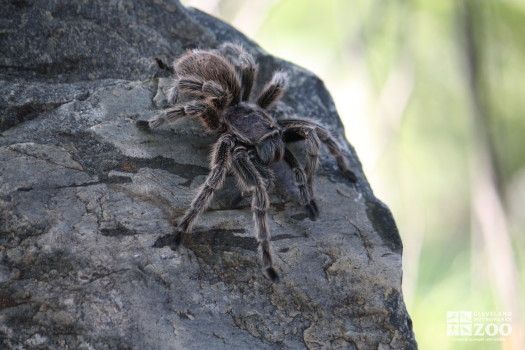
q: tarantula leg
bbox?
[300,130,320,208]
[135,102,201,130]
[136,100,223,131]
[216,43,258,101]
[173,135,234,245]
[239,58,257,102]
[256,71,288,110]
[178,79,233,109]
[280,125,322,209]
[279,119,358,182]
[232,146,280,282]
[283,148,319,221]
[288,128,321,193]
[230,150,273,208]
[179,79,222,98]
[252,162,273,190]
[315,127,358,182]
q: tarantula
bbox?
[137,43,357,281]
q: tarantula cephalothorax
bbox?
[137,43,357,281]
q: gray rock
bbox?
[0,1,417,349]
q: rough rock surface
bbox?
[0,1,417,349]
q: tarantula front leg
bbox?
[231,163,273,208]
[315,127,358,182]
[232,146,279,282]
[279,119,358,182]
[283,148,319,220]
[173,134,235,246]
[281,126,321,204]
[136,100,223,131]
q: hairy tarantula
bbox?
[137,43,357,281]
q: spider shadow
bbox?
[153,228,257,252]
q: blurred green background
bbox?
[182,0,524,349]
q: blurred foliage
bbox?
[183,0,524,349]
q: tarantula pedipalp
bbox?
[137,43,357,282]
